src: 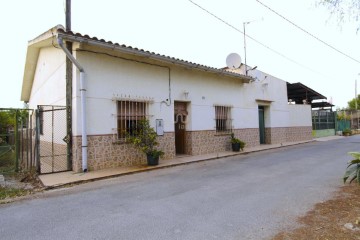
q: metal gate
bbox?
[312,110,335,130]
[36,106,70,174]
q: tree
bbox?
[0,111,15,133]
[347,94,360,109]
[318,0,360,31]
[0,109,29,142]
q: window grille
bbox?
[215,105,232,133]
[117,100,151,140]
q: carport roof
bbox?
[287,82,327,104]
[311,101,334,109]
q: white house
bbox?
[21,25,312,173]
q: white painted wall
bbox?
[226,67,292,129]
[72,49,171,136]
[288,104,312,126]
[68,46,307,136]
[28,47,67,145]
[27,43,313,143]
[28,47,66,108]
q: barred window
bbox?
[215,105,232,133]
[117,100,150,140]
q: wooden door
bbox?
[174,102,187,154]
[258,106,265,144]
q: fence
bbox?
[36,105,70,174]
[337,120,351,132]
[337,110,360,130]
[0,108,35,174]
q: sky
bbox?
[0,0,359,109]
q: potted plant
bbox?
[126,119,164,166]
[343,128,351,136]
[230,133,246,152]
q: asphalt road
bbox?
[0,136,358,240]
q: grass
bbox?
[0,143,33,201]
[0,186,30,201]
[0,143,15,174]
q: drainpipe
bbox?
[57,37,88,172]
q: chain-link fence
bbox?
[37,106,70,174]
[0,108,35,175]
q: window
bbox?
[215,105,232,133]
[117,100,150,140]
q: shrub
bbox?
[126,119,164,158]
[343,152,360,184]
[230,133,246,151]
[343,128,352,136]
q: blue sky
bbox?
[1,0,359,109]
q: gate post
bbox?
[35,109,41,173]
[15,110,19,172]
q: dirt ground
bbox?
[273,184,360,240]
[0,171,44,203]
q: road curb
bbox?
[42,140,315,190]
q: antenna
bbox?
[226,53,242,69]
[65,0,71,31]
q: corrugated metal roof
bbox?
[287,82,327,104]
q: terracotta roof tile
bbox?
[55,26,251,81]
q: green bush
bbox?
[230,133,246,151]
[126,119,164,158]
[343,128,352,135]
[337,112,351,121]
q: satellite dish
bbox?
[226,53,241,69]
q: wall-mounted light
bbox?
[184,90,189,99]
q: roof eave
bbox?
[21,47,39,101]
[57,32,252,83]
[21,26,62,102]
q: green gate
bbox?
[336,120,351,132]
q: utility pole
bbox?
[66,0,71,31]
[65,0,73,170]
[356,78,360,129]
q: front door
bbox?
[174,102,187,154]
[258,106,266,144]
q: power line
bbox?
[255,0,360,65]
[187,0,336,79]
